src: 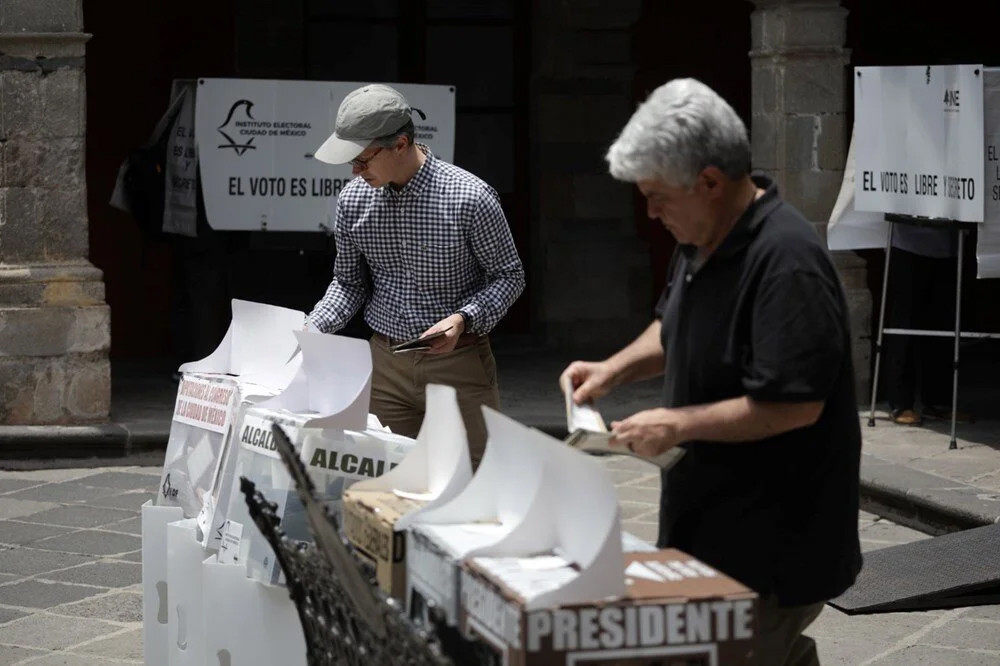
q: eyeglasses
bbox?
[349,146,383,169]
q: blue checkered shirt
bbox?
[307,147,525,339]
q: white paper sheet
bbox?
[351,384,473,530]
[465,408,626,610]
[178,299,305,390]
[978,68,1000,278]
[257,331,371,430]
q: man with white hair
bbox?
[561,78,862,665]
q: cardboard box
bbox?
[226,411,417,585]
[342,487,426,598]
[459,549,758,666]
[408,524,660,632]
[342,384,474,600]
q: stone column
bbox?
[530,0,649,353]
[0,0,110,424]
[750,0,871,402]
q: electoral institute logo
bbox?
[216,98,314,158]
[217,99,258,156]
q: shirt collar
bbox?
[379,143,435,199]
[680,173,781,266]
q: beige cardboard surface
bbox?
[343,488,425,599]
[460,549,758,666]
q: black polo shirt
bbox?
[655,175,862,607]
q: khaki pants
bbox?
[754,595,825,666]
[369,334,500,465]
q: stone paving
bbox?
[0,466,153,665]
[1,459,999,664]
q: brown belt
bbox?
[374,331,481,350]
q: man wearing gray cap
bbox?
[306,84,525,464]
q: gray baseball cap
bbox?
[315,84,414,165]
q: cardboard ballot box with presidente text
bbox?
[405,407,758,665]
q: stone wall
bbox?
[530,0,651,353]
[750,0,871,402]
[0,0,110,423]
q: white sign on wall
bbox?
[854,65,984,222]
[976,68,1000,277]
[195,79,455,232]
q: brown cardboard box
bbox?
[459,549,758,665]
[342,487,425,600]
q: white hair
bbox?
[606,78,750,187]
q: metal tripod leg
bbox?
[949,230,965,450]
[869,222,895,427]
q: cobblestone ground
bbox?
[0,460,998,665]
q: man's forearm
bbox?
[307,278,366,333]
[458,267,525,334]
[676,396,824,443]
[604,321,665,388]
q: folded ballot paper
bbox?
[342,384,474,600]
[155,299,305,538]
[219,330,419,586]
[562,377,686,471]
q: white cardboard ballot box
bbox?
[165,519,209,666]
[408,408,624,631]
[141,501,184,666]
[202,557,307,666]
[155,299,304,547]
[219,330,418,585]
[226,412,418,585]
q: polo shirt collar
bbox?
[680,173,781,267]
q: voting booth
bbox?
[829,64,1000,448]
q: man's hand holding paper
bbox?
[559,359,618,405]
[609,407,685,458]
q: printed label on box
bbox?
[173,376,236,434]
